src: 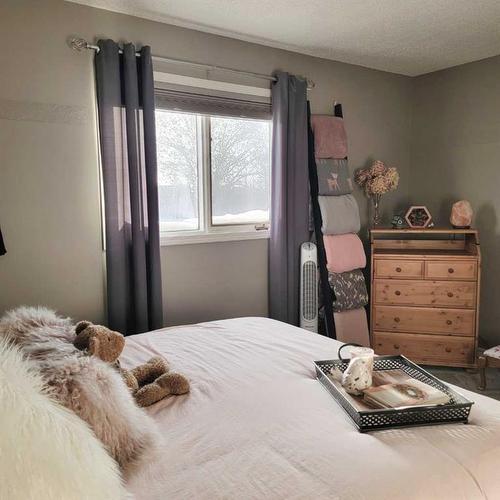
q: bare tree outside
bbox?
[156,110,198,231]
[155,110,271,231]
[211,116,270,225]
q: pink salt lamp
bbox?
[450,200,473,228]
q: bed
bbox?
[122,317,500,499]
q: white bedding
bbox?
[122,317,500,500]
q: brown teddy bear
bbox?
[73,321,190,407]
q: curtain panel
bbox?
[95,39,163,335]
[0,227,6,255]
[269,72,309,325]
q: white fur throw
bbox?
[0,337,127,499]
[0,306,158,477]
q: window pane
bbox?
[210,117,271,226]
[155,110,199,231]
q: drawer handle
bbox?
[447,292,454,298]
[395,267,402,273]
[448,268,455,274]
[394,317,401,323]
[445,347,452,353]
[394,344,400,350]
[395,290,401,296]
[446,320,453,325]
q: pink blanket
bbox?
[311,115,348,158]
[122,318,500,500]
[324,233,366,273]
[334,308,370,346]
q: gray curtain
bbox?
[95,39,163,335]
[269,72,309,325]
[0,227,5,255]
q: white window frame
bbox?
[155,76,271,246]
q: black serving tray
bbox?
[315,355,473,432]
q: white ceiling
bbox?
[69,0,500,76]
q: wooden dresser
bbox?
[370,229,480,368]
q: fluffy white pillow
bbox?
[0,306,158,476]
[0,338,127,500]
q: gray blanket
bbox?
[318,194,360,235]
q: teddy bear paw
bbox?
[134,384,164,407]
[146,356,170,372]
[156,372,190,395]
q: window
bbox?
[155,108,271,244]
[210,116,270,226]
[156,110,199,232]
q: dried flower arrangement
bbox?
[355,161,399,225]
[355,160,399,196]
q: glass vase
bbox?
[372,194,382,226]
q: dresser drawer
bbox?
[372,332,475,366]
[373,280,476,308]
[374,259,423,279]
[373,305,475,336]
[425,260,477,281]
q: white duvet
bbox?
[122,317,500,500]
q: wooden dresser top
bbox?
[370,227,480,259]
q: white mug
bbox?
[331,344,374,395]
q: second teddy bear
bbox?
[73,321,190,407]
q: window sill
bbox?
[160,230,270,246]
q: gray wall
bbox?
[0,0,412,326]
[410,55,500,345]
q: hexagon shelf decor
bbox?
[405,206,432,228]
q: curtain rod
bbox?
[69,37,315,89]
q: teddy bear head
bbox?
[73,320,125,363]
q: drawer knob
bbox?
[445,347,452,353]
[395,267,402,273]
[394,344,400,350]
[447,292,454,298]
[395,290,401,296]
[394,317,401,323]
[446,320,453,325]
[448,268,455,274]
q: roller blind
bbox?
[155,89,271,120]
[154,74,272,120]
